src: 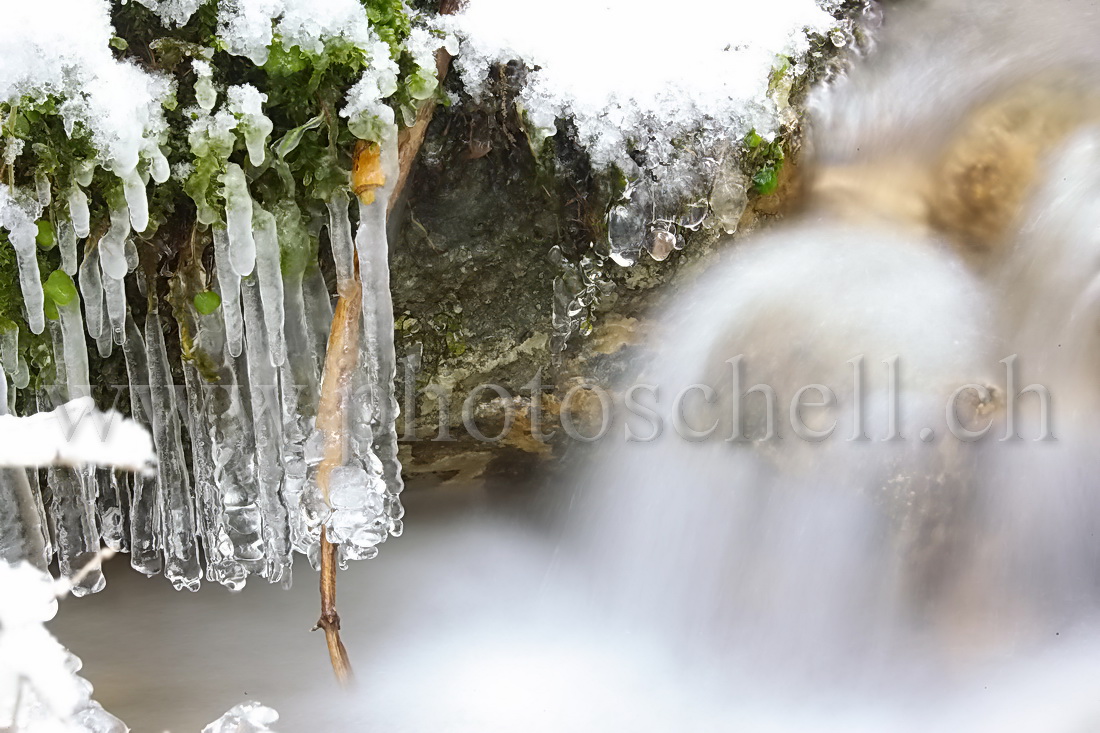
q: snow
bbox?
[446,0,848,266]
[340,40,400,139]
[0,561,127,732]
[448,0,840,167]
[203,702,279,733]
[0,397,155,473]
[1,559,280,731]
[0,0,172,181]
[227,85,274,167]
[217,0,385,66]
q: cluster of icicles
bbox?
[0,132,405,595]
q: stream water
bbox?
[51,0,1100,729]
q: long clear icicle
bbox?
[200,306,265,576]
[95,469,128,553]
[57,299,90,401]
[303,265,333,376]
[213,225,244,358]
[0,365,49,570]
[57,214,79,275]
[145,309,202,590]
[37,390,104,597]
[355,131,404,496]
[326,192,356,292]
[9,220,45,335]
[103,272,127,345]
[182,360,245,590]
[252,205,285,367]
[223,163,256,277]
[79,248,105,340]
[121,314,161,576]
[243,278,291,582]
[67,187,91,239]
[98,203,130,281]
[336,129,405,560]
[275,203,322,557]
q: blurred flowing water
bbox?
[53,0,1100,729]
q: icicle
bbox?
[57,214,79,275]
[193,59,217,111]
[37,392,104,596]
[0,325,26,394]
[95,469,128,552]
[10,220,45,335]
[213,225,244,358]
[34,171,51,207]
[57,299,90,400]
[201,313,265,575]
[96,325,113,359]
[145,309,203,590]
[0,366,49,570]
[222,163,256,277]
[98,202,131,280]
[121,314,161,576]
[243,278,291,582]
[148,146,171,184]
[303,265,333,377]
[74,161,94,188]
[182,361,246,590]
[103,272,127,345]
[26,464,53,566]
[274,202,321,556]
[252,205,285,367]
[334,129,404,561]
[325,192,356,292]
[118,167,149,233]
[10,356,29,390]
[124,236,139,273]
[227,85,273,168]
[79,246,105,339]
[0,322,17,373]
[353,129,405,499]
[67,187,91,239]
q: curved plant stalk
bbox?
[315,4,459,681]
[314,283,362,684]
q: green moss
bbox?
[752,165,780,195]
[742,129,786,195]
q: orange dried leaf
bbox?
[352,140,386,205]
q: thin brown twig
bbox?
[314,0,460,682]
[313,279,363,685]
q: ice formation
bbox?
[0,561,127,732]
[203,701,280,733]
[1,558,280,731]
[0,185,46,334]
[446,0,853,268]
